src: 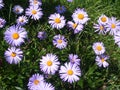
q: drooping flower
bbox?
[48,13,66,29]
[53,34,67,49]
[95,55,109,68]
[68,54,81,66]
[92,42,105,55]
[26,5,43,20]
[67,21,83,34]
[16,15,28,26]
[59,62,81,83]
[55,5,66,14]
[40,53,60,75]
[72,8,90,24]
[27,73,44,90]
[0,17,6,28]
[13,5,24,15]
[105,17,120,35]
[4,25,27,46]
[4,47,23,64]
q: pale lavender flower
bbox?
[55,5,66,14]
[4,47,23,64]
[29,0,42,7]
[98,14,109,25]
[16,15,28,26]
[69,54,81,66]
[105,17,120,35]
[13,5,24,15]
[37,31,47,40]
[0,17,6,28]
[40,82,55,90]
[114,30,120,47]
[59,62,81,83]
[4,25,27,46]
[95,55,109,68]
[67,0,73,2]
[53,34,67,49]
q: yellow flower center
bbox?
[101,58,105,62]
[47,60,53,66]
[57,39,62,44]
[101,17,107,22]
[12,33,19,39]
[32,10,37,15]
[67,69,73,75]
[34,79,39,85]
[34,0,38,4]
[96,45,102,51]
[78,14,84,19]
[11,52,16,57]
[111,23,116,29]
[54,18,61,23]
[73,23,77,29]
[100,26,104,30]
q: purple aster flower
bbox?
[95,55,109,68]
[55,5,66,14]
[16,15,28,26]
[69,54,81,66]
[13,5,24,15]
[37,31,47,40]
[67,0,73,2]
[53,34,67,49]
[0,17,6,28]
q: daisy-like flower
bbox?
[26,6,43,20]
[40,82,55,90]
[59,62,81,83]
[37,31,47,40]
[0,0,4,9]
[29,0,42,7]
[98,14,109,25]
[4,47,23,64]
[93,22,106,35]
[40,53,60,75]
[67,0,73,2]
[27,73,44,90]
[48,13,66,29]
[105,17,120,35]
[16,15,28,26]
[72,8,89,24]
[13,5,24,15]
[53,34,67,49]
[0,17,6,28]
[69,54,81,66]
[67,21,83,34]
[95,55,109,68]
[55,5,66,14]
[92,42,105,55]
[114,31,120,47]
[4,25,27,46]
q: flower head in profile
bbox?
[37,31,47,40]
[16,15,28,26]
[92,42,105,55]
[40,53,60,75]
[95,55,109,68]
[93,21,106,35]
[26,6,43,20]
[4,47,23,64]
[13,5,24,15]
[114,31,120,47]
[67,21,83,34]
[98,14,109,25]
[29,0,42,7]
[0,0,4,9]
[48,13,66,29]
[55,5,66,14]
[53,34,67,49]
[105,17,120,35]
[59,62,81,83]
[72,8,90,24]
[27,73,44,90]
[0,17,6,28]
[4,25,27,46]
[68,54,81,66]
